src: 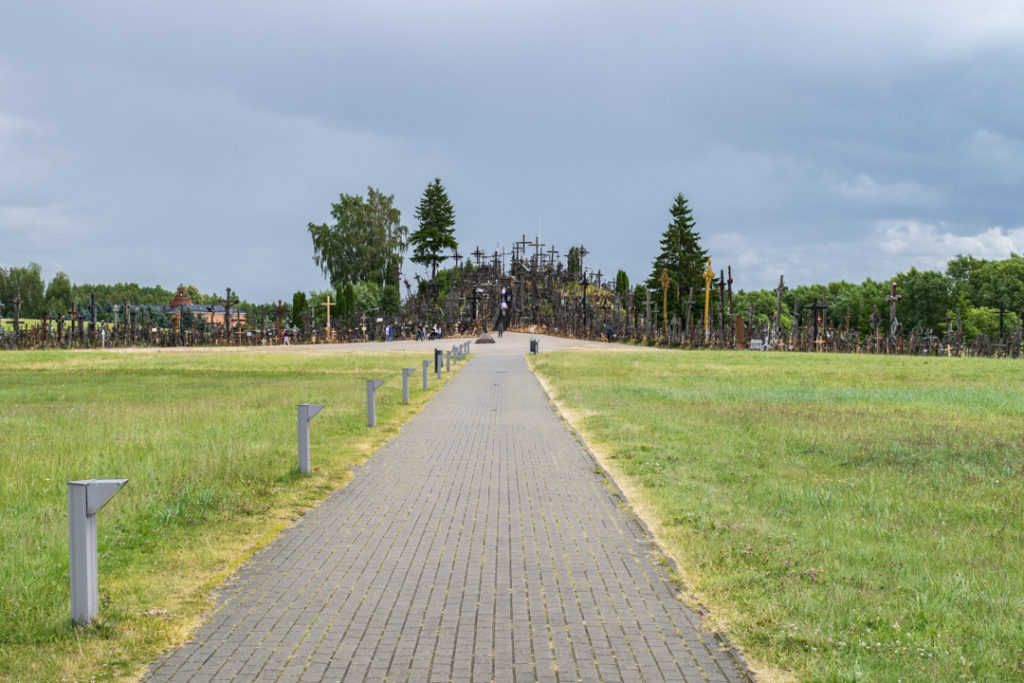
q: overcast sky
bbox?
[2,1,1023,303]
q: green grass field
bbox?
[533,350,1024,682]
[0,348,451,681]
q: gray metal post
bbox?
[402,368,415,404]
[297,403,324,474]
[422,359,429,390]
[366,379,385,426]
[68,478,127,625]
[445,350,451,372]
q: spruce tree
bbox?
[410,178,457,278]
[646,194,707,325]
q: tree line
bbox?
[641,193,1023,340]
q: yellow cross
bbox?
[322,295,334,329]
[702,258,714,337]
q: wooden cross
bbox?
[659,269,671,334]
[471,246,485,267]
[452,250,463,268]
[726,266,734,319]
[272,299,289,331]
[702,258,714,338]
[222,288,238,335]
[775,275,787,338]
[322,295,334,329]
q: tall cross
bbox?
[471,246,485,267]
[727,266,734,319]
[702,258,714,339]
[452,250,463,268]
[718,270,726,338]
[547,245,559,266]
[886,281,901,338]
[272,299,289,331]
[222,288,238,334]
[322,295,334,330]
[775,275,788,338]
[659,269,671,334]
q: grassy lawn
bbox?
[0,348,451,682]
[532,350,1024,682]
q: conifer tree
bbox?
[410,178,457,278]
[646,194,707,324]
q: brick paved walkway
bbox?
[145,349,749,682]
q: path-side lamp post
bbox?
[422,359,430,390]
[366,379,385,427]
[445,350,451,372]
[434,348,443,377]
[68,478,128,625]
[402,368,415,404]
[297,404,324,474]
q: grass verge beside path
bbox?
[0,348,453,682]
[532,350,1024,682]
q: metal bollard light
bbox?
[366,379,385,427]
[297,403,325,474]
[68,478,128,625]
[445,350,451,372]
[434,348,443,375]
[422,359,430,390]
[402,368,415,404]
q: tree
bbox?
[44,271,73,315]
[615,270,630,296]
[0,263,46,318]
[290,291,307,328]
[409,178,457,278]
[645,194,708,325]
[567,247,581,275]
[308,186,408,288]
[896,268,953,332]
[381,283,401,317]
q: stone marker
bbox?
[297,403,324,474]
[68,478,128,625]
[366,379,385,427]
[402,368,415,404]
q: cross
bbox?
[886,281,901,339]
[702,258,714,338]
[803,300,828,345]
[868,305,881,339]
[547,245,559,266]
[222,288,238,334]
[471,246,485,267]
[515,234,530,262]
[684,286,694,334]
[452,250,462,268]
[727,266,734,319]
[659,269,671,334]
[272,299,289,331]
[718,269,726,338]
[775,275,788,338]
[322,295,334,330]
